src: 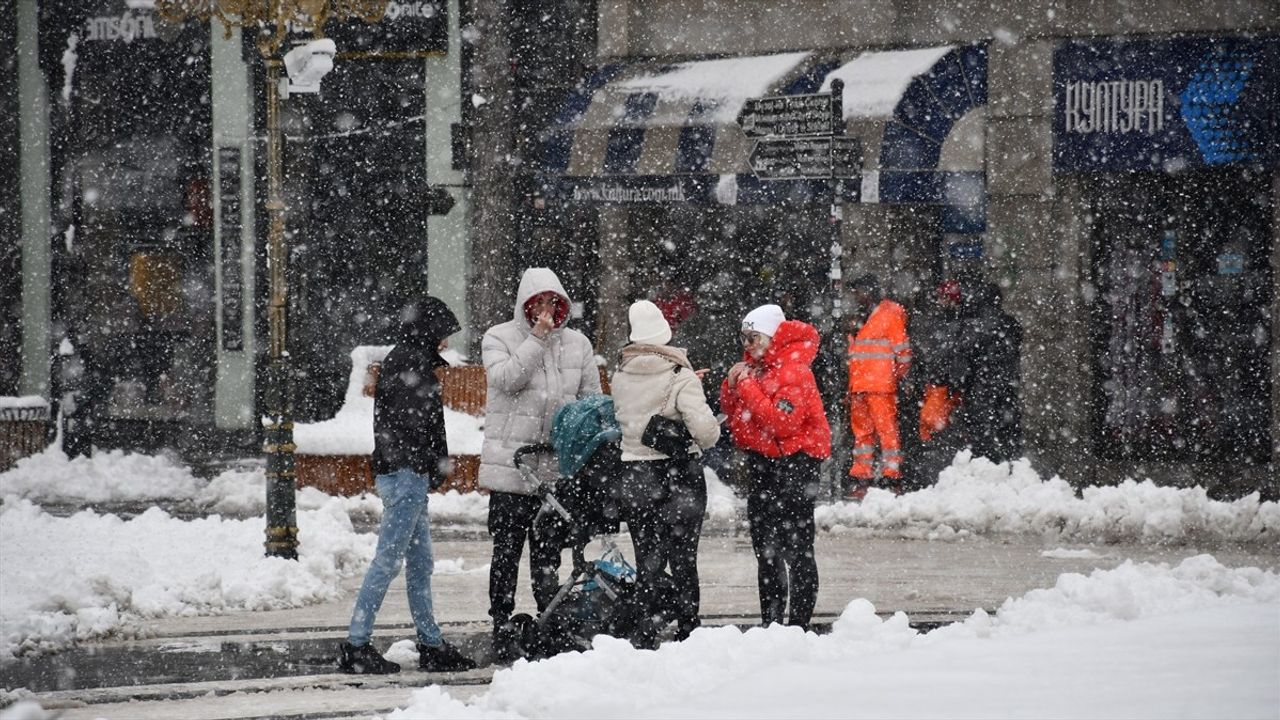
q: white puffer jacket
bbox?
[478,268,601,495]
[610,344,720,462]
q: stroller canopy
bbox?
[551,394,621,478]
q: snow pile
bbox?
[0,397,48,412]
[0,449,204,504]
[816,452,1280,544]
[391,555,1279,719]
[293,389,484,456]
[4,448,1277,545]
[0,496,374,658]
[0,449,490,525]
[293,344,484,456]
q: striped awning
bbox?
[538,44,987,220]
[543,51,824,177]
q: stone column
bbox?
[17,0,50,397]
[595,206,631,360]
[465,0,518,357]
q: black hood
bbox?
[398,296,461,346]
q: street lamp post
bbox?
[157,1,389,559]
[262,57,297,559]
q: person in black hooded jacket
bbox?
[954,283,1023,463]
[337,296,478,675]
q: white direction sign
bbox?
[749,137,861,180]
[737,93,835,137]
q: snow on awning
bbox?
[597,51,812,128]
[542,51,818,178]
[821,46,955,119]
[537,44,987,219]
[822,44,988,218]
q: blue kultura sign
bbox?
[1053,36,1280,171]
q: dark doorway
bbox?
[288,59,430,421]
[1089,170,1273,464]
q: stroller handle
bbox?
[514,443,556,470]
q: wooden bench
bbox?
[295,362,489,496]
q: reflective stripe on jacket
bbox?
[847,299,911,394]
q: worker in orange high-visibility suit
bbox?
[845,274,911,498]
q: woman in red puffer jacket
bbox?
[720,304,830,631]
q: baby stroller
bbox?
[498,395,673,660]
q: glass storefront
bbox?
[1088,170,1273,463]
[51,4,214,442]
[286,58,430,420]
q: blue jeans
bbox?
[347,468,442,648]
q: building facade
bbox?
[522,0,1279,495]
[5,0,472,455]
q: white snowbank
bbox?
[5,449,1278,548]
[816,452,1280,544]
[390,555,1279,719]
[0,495,374,658]
[0,449,205,504]
[0,397,47,411]
[0,496,490,659]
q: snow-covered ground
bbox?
[1,558,1276,719]
[0,495,373,657]
[2,447,1278,660]
[1,443,1278,719]
[382,555,1277,719]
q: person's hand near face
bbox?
[727,331,771,388]
[529,295,558,339]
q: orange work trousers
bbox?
[849,392,901,479]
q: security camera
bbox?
[283,38,336,95]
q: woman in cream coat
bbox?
[611,300,720,645]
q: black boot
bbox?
[418,640,478,672]
[337,642,400,675]
[492,620,520,664]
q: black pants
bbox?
[487,491,562,624]
[623,458,706,638]
[745,452,820,630]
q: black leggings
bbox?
[745,452,820,629]
[624,458,706,631]
[487,491,562,623]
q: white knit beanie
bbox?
[741,304,785,337]
[628,300,672,346]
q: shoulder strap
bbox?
[659,365,680,414]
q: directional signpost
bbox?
[737,84,859,181]
[738,79,858,502]
[749,136,861,180]
[738,92,835,138]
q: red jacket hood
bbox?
[751,319,820,369]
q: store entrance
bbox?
[289,59,430,420]
[1089,170,1273,463]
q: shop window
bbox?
[1089,171,1273,463]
